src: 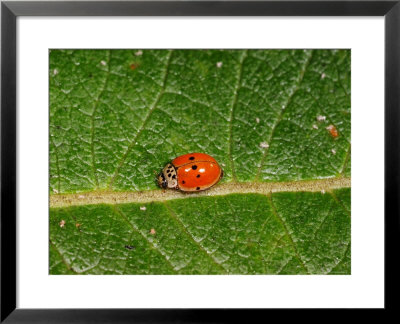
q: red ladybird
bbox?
[157,153,223,192]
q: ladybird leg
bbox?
[220,168,224,179]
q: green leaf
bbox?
[49,49,351,274]
[50,189,350,274]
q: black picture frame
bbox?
[1,0,398,322]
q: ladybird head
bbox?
[158,163,178,189]
[157,172,168,189]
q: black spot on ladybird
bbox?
[196,174,200,178]
[182,180,186,184]
[168,174,171,178]
[196,187,200,190]
[189,156,195,160]
[172,175,176,179]
[192,165,197,170]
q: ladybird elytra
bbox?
[157,153,223,192]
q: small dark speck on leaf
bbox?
[125,245,135,250]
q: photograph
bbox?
[49,49,351,275]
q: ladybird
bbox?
[157,153,223,192]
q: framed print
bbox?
[1,0,398,321]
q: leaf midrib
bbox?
[50,176,350,208]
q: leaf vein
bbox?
[327,242,351,274]
[164,202,228,274]
[108,50,173,189]
[90,50,111,188]
[113,206,177,273]
[329,190,351,217]
[50,136,61,192]
[256,50,313,181]
[228,50,248,182]
[49,239,78,274]
[340,143,351,175]
[268,194,310,274]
